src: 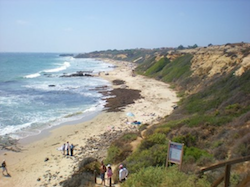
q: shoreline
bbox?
[0,59,179,187]
[18,110,102,146]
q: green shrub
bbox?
[184,114,233,127]
[172,134,197,147]
[139,133,167,150]
[230,172,241,186]
[60,157,98,187]
[163,118,188,128]
[105,132,139,165]
[184,147,212,162]
[177,91,185,98]
[155,126,171,134]
[148,133,167,144]
[126,144,168,173]
[225,103,242,115]
[121,133,138,143]
[121,166,210,187]
[212,140,223,148]
[105,145,120,164]
[121,166,165,187]
[161,166,210,187]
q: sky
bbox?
[0,0,249,53]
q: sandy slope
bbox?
[0,59,179,187]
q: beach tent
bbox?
[126,112,135,117]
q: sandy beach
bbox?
[0,59,179,187]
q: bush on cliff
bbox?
[121,166,210,187]
[60,157,98,187]
[105,132,138,164]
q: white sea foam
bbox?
[44,61,70,73]
[0,55,114,139]
[1,97,106,139]
[0,122,33,136]
[24,73,41,78]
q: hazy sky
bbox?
[0,0,249,53]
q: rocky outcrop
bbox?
[234,55,250,76]
[60,71,94,77]
[185,43,250,77]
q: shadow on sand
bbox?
[3,173,11,178]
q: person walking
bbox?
[107,164,113,186]
[119,164,128,183]
[100,161,106,186]
[2,160,9,176]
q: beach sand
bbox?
[0,59,179,187]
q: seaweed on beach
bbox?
[112,79,126,85]
[0,135,21,152]
[103,88,143,112]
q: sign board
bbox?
[166,141,184,168]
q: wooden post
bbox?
[199,155,250,186]
[224,164,231,187]
[94,170,96,183]
[179,143,184,171]
[166,141,171,168]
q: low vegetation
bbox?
[69,44,250,186]
[103,46,250,186]
[60,157,99,187]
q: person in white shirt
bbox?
[66,142,70,155]
[119,164,128,183]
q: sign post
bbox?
[166,141,184,170]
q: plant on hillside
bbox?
[161,54,193,84]
[121,166,210,187]
[145,57,170,76]
[184,147,213,163]
[126,143,168,173]
[139,133,167,150]
[105,132,138,164]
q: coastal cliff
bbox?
[72,43,250,186]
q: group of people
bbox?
[60,142,74,156]
[100,161,128,186]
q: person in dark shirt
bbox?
[2,160,9,176]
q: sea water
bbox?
[0,53,113,139]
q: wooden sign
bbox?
[166,141,184,169]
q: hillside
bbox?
[69,43,250,187]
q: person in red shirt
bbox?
[100,161,106,186]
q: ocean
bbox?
[0,53,113,139]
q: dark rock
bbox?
[60,71,93,77]
[59,54,74,57]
